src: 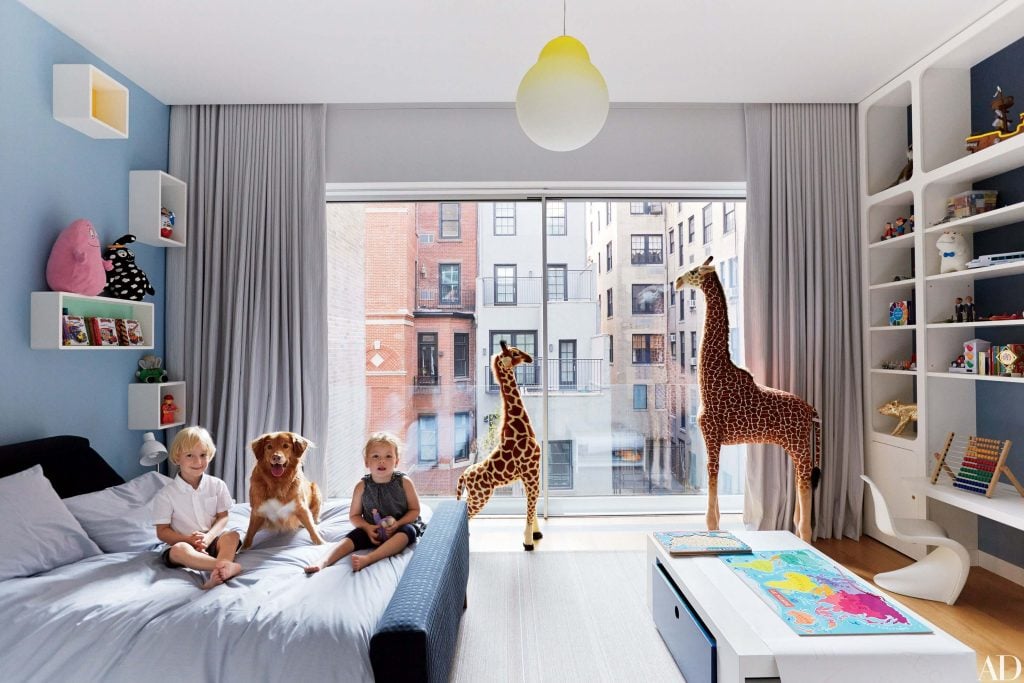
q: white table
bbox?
[646,530,978,683]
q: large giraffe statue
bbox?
[675,257,821,542]
[457,340,544,550]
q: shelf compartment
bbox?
[923,200,1024,237]
[865,81,913,196]
[128,381,186,430]
[925,258,1024,283]
[52,64,129,139]
[868,232,915,251]
[870,285,916,328]
[870,327,915,373]
[870,372,919,441]
[31,291,154,350]
[129,171,187,247]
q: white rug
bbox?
[450,551,685,683]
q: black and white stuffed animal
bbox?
[102,234,156,301]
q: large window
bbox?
[631,284,664,314]
[439,264,461,306]
[632,334,664,364]
[490,331,537,388]
[439,202,460,239]
[454,412,472,462]
[494,202,516,235]
[630,234,663,265]
[548,440,573,489]
[417,333,437,385]
[546,201,566,236]
[417,415,437,463]
[547,264,567,301]
[494,264,517,305]
[454,333,469,378]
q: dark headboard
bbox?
[0,435,125,498]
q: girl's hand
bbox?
[189,531,206,551]
[304,563,322,575]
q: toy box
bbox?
[963,339,992,374]
[116,318,145,346]
[87,317,120,346]
[945,190,998,220]
[889,300,913,326]
[62,315,89,346]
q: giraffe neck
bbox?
[699,271,734,371]
[497,366,524,415]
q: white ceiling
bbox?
[19,0,1007,105]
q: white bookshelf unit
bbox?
[128,381,185,430]
[859,1,1024,570]
[129,170,187,247]
[52,64,129,139]
[31,291,154,350]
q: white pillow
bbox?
[65,471,172,553]
[0,465,101,580]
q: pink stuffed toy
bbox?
[45,219,113,296]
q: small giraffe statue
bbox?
[457,340,544,550]
[675,257,821,542]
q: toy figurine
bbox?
[954,297,965,323]
[371,508,395,543]
[161,394,178,425]
[160,207,175,240]
[882,222,895,240]
[895,217,907,236]
[965,296,976,322]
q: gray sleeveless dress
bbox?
[360,471,425,534]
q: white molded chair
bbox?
[860,475,970,605]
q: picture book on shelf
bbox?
[62,315,89,346]
[87,317,119,347]
[653,530,752,556]
[116,318,144,346]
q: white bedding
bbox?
[0,499,417,683]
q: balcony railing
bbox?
[416,287,475,312]
[481,270,594,306]
[487,357,604,393]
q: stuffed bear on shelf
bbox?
[102,234,156,301]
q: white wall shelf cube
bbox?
[129,171,187,247]
[52,64,129,139]
[31,291,154,350]
[129,381,186,430]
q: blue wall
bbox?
[970,35,1024,566]
[0,0,169,479]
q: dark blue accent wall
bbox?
[0,0,169,478]
[969,35,1024,566]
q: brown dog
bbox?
[242,431,324,548]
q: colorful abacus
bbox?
[930,432,1024,498]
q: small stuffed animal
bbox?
[45,218,113,295]
[936,230,972,273]
[103,234,156,300]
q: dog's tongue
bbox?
[271,464,285,478]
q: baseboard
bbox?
[978,550,1024,588]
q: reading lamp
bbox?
[139,431,168,467]
[515,1,608,151]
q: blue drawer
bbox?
[652,559,717,683]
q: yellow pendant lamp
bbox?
[515,6,608,152]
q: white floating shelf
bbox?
[31,291,153,350]
[924,201,1024,237]
[926,371,1024,383]
[52,64,129,139]
[129,171,187,247]
[129,381,186,430]
[867,233,916,250]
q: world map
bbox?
[721,550,932,636]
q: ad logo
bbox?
[982,655,1022,681]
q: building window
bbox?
[606,287,613,318]
[655,384,666,410]
[605,241,612,271]
[668,229,675,254]
[605,202,612,224]
[609,334,614,364]
[547,201,566,236]
[417,333,438,385]
[632,334,664,364]
[691,331,697,357]
[688,215,695,244]
[702,204,713,243]
[454,412,472,462]
[630,202,645,215]
[548,440,573,489]
[454,333,469,378]
[439,203,460,239]
[417,414,437,463]
[558,340,577,389]
[670,288,676,307]
[439,263,461,306]
[494,202,516,235]
[631,234,664,265]
[547,264,567,301]
[679,296,685,321]
[630,202,662,215]
[494,264,517,305]
[724,202,736,234]
[631,284,664,314]
[633,384,648,410]
[490,331,538,388]
[669,332,677,359]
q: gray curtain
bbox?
[166,104,328,500]
[742,103,863,539]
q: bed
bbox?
[0,435,469,683]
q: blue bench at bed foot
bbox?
[370,499,469,683]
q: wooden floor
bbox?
[469,514,1024,673]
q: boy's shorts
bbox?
[161,533,242,568]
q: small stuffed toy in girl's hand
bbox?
[45,218,112,296]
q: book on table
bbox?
[653,530,752,556]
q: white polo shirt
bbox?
[152,473,234,536]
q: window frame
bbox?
[494,202,516,236]
[546,200,567,236]
[547,440,574,490]
[417,414,438,463]
[633,384,648,410]
[494,264,517,305]
[417,332,438,384]
[632,333,665,365]
[631,283,665,315]
[630,234,664,265]
[547,264,568,302]
[454,332,469,379]
[454,411,472,462]
[702,203,713,244]
[439,202,460,239]
[439,263,461,306]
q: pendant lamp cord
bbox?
[563,0,566,35]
